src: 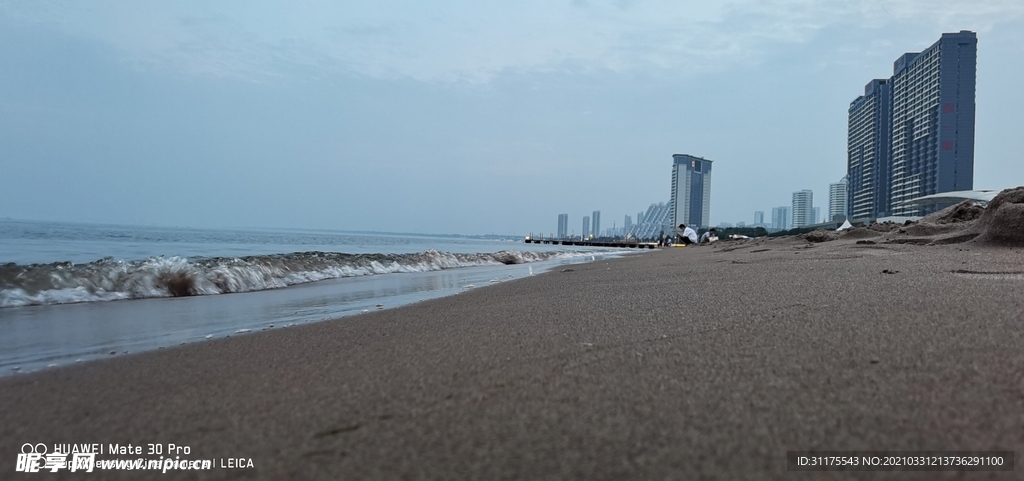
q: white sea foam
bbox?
[0,249,606,308]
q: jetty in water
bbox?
[523,236,658,249]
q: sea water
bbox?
[0,219,639,374]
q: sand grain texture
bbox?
[2,234,1023,480]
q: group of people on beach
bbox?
[658,224,717,246]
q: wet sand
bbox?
[2,227,1023,479]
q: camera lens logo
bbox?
[22,443,48,454]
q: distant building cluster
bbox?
[551,203,675,240]
[756,31,977,231]
[847,31,977,219]
[548,153,710,241]
[629,202,673,239]
[542,32,977,238]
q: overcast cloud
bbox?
[2,1,1023,234]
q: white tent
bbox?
[837,220,853,231]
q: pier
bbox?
[523,237,658,249]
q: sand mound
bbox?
[921,200,984,224]
[803,229,840,243]
[839,227,882,239]
[971,186,1024,245]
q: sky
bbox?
[2,1,1023,236]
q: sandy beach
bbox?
[3,194,1024,479]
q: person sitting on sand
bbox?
[676,224,698,245]
[699,227,718,244]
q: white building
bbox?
[792,190,814,228]
[829,176,848,222]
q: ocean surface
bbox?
[0,219,640,375]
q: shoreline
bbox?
[0,251,633,376]
[2,232,1022,479]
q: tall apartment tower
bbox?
[889,31,977,215]
[792,190,814,228]
[754,211,764,225]
[557,213,568,238]
[670,154,713,229]
[848,31,977,219]
[591,211,601,238]
[772,206,791,231]
[582,216,590,239]
[829,176,849,222]
[848,79,892,219]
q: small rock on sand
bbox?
[803,230,840,243]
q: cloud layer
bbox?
[7,0,1024,83]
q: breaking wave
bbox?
[0,249,573,308]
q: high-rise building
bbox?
[829,176,849,222]
[754,211,764,225]
[591,211,601,239]
[624,215,632,232]
[557,213,568,238]
[848,31,977,218]
[637,211,645,225]
[670,154,713,229]
[772,206,791,231]
[848,79,892,220]
[792,190,814,228]
[890,31,977,215]
[582,216,590,239]
[813,207,821,225]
